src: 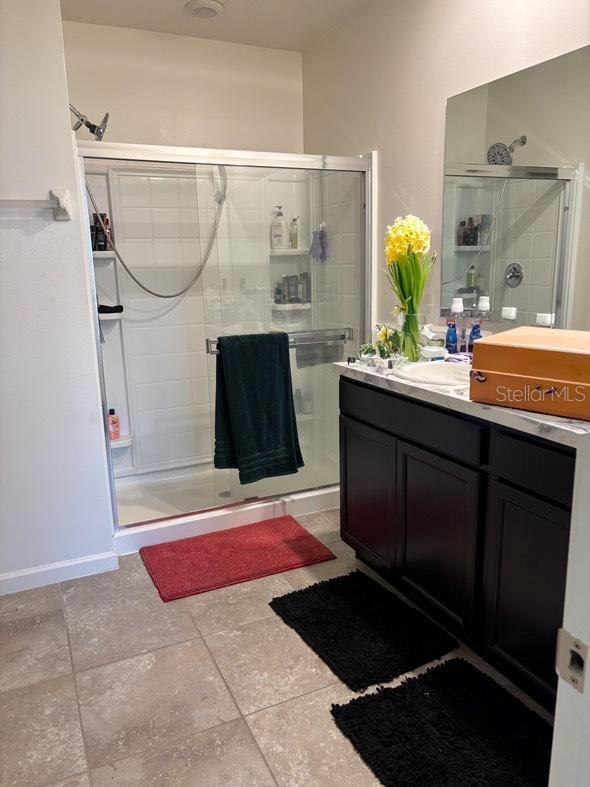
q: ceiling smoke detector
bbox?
[184,0,224,18]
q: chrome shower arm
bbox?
[509,135,527,152]
[69,104,87,131]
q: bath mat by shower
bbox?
[331,658,552,787]
[140,515,335,601]
[269,571,456,690]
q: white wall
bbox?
[302,0,590,324]
[0,0,116,591]
[445,85,489,165]
[62,22,304,153]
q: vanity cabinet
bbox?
[395,441,479,633]
[339,416,396,570]
[482,480,570,695]
[339,375,573,708]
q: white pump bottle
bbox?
[270,206,289,250]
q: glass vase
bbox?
[400,312,424,362]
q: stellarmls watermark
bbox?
[495,385,587,403]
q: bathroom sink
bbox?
[392,360,471,387]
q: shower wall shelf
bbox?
[271,302,312,311]
[110,435,133,449]
[269,249,309,257]
[99,312,122,322]
[0,189,72,221]
[455,245,490,253]
[93,251,115,263]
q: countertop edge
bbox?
[334,363,590,449]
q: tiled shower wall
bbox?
[111,169,218,475]
[491,180,562,324]
[100,167,318,478]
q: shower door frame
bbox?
[77,141,377,541]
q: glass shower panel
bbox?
[441,175,564,325]
[207,166,363,504]
[88,158,364,527]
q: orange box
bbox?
[470,327,590,421]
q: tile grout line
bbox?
[71,629,202,676]
[58,550,343,779]
[242,677,341,720]
[197,621,281,787]
[81,717,259,776]
[58,581,95,787]
[62,607,220,776]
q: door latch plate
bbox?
[556,628,587,693]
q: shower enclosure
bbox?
[441,164,578,327]
[80,144,372,530]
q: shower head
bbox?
[87,113,109,142]
[69,104,109,141]
[486,134,527,165]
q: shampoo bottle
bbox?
[289,217,299,249]
[445,319,458,354]
[270,206,289,250]
[468,321,482,353]
[108,408,120,441]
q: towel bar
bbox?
[205,327,353,355]
[0,189,72,221]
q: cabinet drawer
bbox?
[340,377,482,466]
[489,429,574,508]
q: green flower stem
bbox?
[402,312,422,362]
[385,249,436,362]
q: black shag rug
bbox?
[331,658,552,787]
[269,571,457,691]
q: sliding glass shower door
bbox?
[86,155,365,527]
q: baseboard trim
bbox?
[114,485,340,555]
[0,552,119,596]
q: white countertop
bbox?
[335,361,590,449]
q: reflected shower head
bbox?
[87,112,109,141]
[69,105,109,141]
[487,134,527,165]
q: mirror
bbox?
[442,46,589,331]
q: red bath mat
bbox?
[140,515,336,601]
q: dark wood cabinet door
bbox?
[483,480,569,703]
[395,440,479,635]
[340,416,396,570]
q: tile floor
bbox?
[0,509,551,786]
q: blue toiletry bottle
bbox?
[445,319,458,354]
[468,321,482,353]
